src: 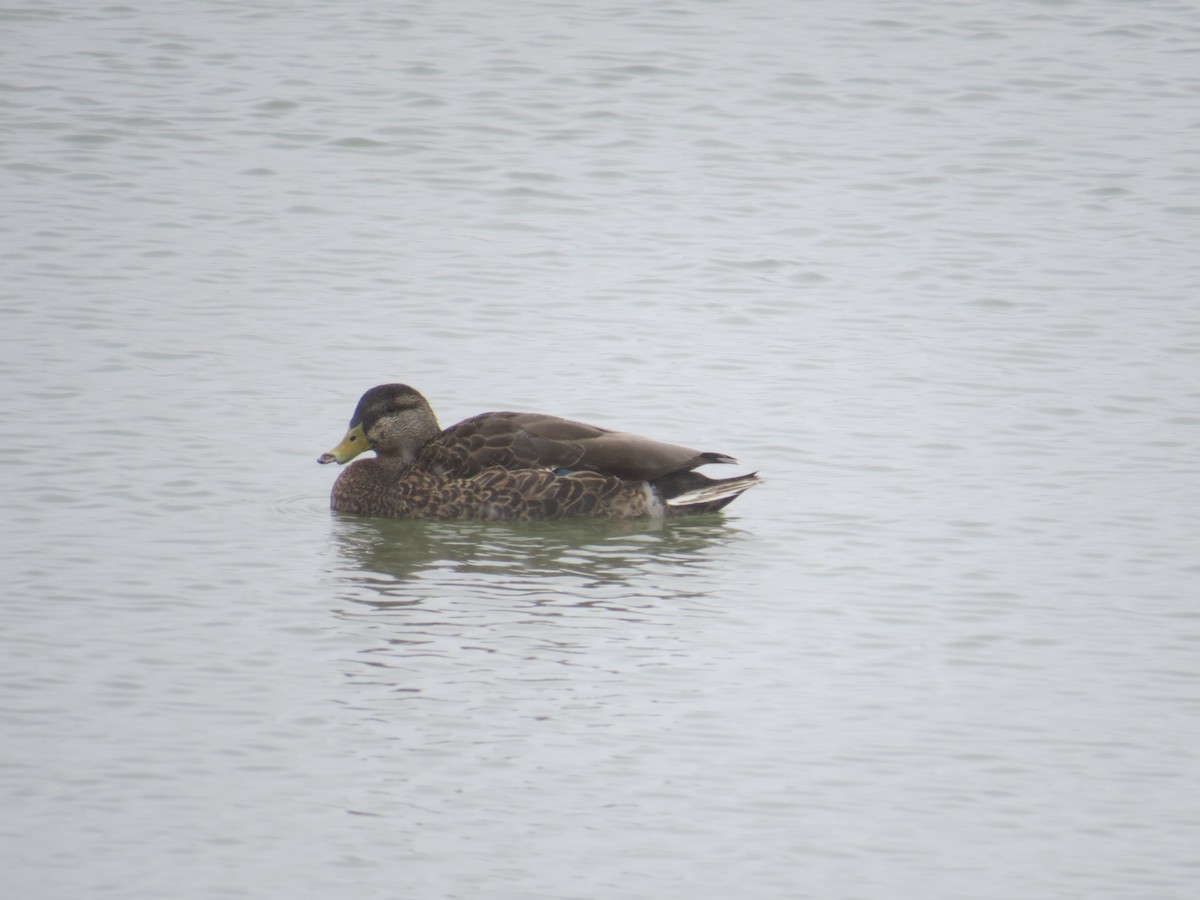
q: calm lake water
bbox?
[3,1,1199,898]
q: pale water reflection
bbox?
[333,515,745,603]
[327,517,757,711]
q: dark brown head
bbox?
[317,384,440,465]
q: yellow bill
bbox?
[317,423,369,465]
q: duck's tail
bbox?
[655,470,763,516]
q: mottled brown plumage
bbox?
[318,384,760,520]
[415,411,738,480]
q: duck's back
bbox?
[416,411,734,480]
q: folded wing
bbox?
[420,412,737,480]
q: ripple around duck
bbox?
[324,513,747,606]
[270,492,331,522]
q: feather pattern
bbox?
[318,384,760,520]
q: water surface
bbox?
[3,1,1199,898]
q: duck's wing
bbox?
[420,411,737,480]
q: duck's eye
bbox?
[349,434,357,442]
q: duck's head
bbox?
[317,384,440,465]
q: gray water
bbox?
[3,1,1200,898]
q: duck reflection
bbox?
[329,513,744,612]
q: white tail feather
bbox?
[665,474,762,508]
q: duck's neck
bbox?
[372,414,440,463]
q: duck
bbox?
[317,384,761,520]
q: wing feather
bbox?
[418,411,734,480]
